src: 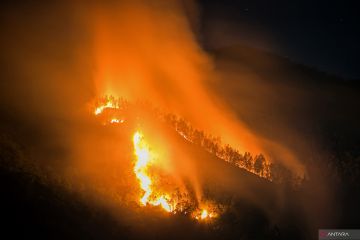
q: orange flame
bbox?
[94,100,119,115]
[133,131,174,212]
[193,208,217,221]
[110,118,124,124]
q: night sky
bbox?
[199,0,360,79]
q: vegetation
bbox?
[95,96,299,185]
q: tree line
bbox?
[161,113,300,185]
[95,96,300,185]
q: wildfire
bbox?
[132,131,220,219]
[133,131,174,212]
[93,96,220,221]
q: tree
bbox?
[254,154,265,175]
[243,152,253,171]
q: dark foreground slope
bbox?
[0,135,132,240]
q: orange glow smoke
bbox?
[89,1,304,178]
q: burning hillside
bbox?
[93,96,300,184]
[88,95,303,222]
[92,96,223,220]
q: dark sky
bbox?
[198,0,360,79]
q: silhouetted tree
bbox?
[243,152,253,171]
[254,154,265,175]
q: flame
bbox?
[133,131,174,212]
[110,118,124,124]
[94,99,119,115]
[151,195,172,213]
[193,206,217,221]
[200,209,208,219]
[132,131,219,218]
[93,99,174,212]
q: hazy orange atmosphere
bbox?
[1,0,359,239]
[91,0,304,173]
